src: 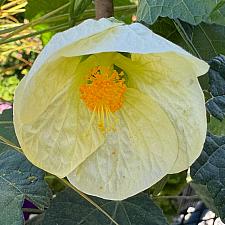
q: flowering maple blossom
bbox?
[14,18,209,200]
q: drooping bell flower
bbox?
[14,18,209,200]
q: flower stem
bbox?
[22,208,43,214]
[95,0,114,19]
[153,195,199,200]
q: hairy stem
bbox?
[95,0,114,19]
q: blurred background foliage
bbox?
[0,0,41,102]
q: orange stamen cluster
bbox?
[80,66,126,112]
[80,66,127,132]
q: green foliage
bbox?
[209,0,225,25]
[185,23,225,60]
[0,39,39,101]
[191,183,219,214]
[143,2,225,60]
[115,0,133,6]
[25,0,70,45]
[0,76,19,101]
[151,172,188,222]
[45,175,65,194]
[0,109,19,153]
[137,0,215,25]
[208,117,225,135]
[151,175,169,196]
[137,0,225,26]
[25,0,69,20]
[69,0,92,26]
[190,133,225,222]
[0,108,52,225]
[113,0,136,23]
[151,18,225,60]
[191,56,225,221]
[0,0,7,6]
[150,18,184,45]
[25,0,94,45]
[40,188,168,225]
[0,149,52,225]
[206,55,225,120]
[151,172,187,197]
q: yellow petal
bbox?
[31,18,197,75]
[14,56,105,177]
[114,52,208,173]
[67,88,178,200]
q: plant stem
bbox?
[95,0,114,19]
[153,195,199,200]
[0,3,69,41]
[0,23,69,45]
[22,208,43,214]
[173,19,202,59]
[0,136,22,152]
[60,178,119,225]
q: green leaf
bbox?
[149,17,225,60]
[150,18,203,59]
[25,0,94,45]
[69,0,92,26]
[191,183,219,214]
[114,0,133,6]
[34,24,56,46]
[0,149,52,225]
[25,0,69,20]
[0,109,19,153]
[172,21,225,60]
[190,133,225,222]
[150,18,189,51]
[212,0,225,12]
[114,0,136,24]
[151,175,169,196]
[189,23,225,60]
[208,117,225,135]
[71,0,92,15]
[137,0,215,25]
[206,55,225,120]
[137,0,225,26]
[151,173,187,221]
[41,188,168,225]
[0,0,7,7]
[25,0,70,45]
[208,0,225,25]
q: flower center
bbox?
[80,66,127,132]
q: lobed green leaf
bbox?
[206,55,225,120]
[137,0,225,26]
[0,109,19,153]
[137,0,215,25]
[40,188,168,225]
[190,133,225,222]
[0,149,52,225]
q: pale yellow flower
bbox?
[14,18,209,200]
